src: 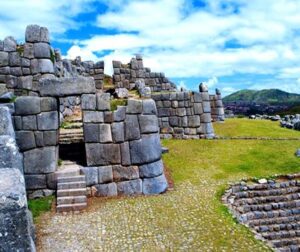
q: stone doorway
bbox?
[58,96,86,167]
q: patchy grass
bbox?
[110,99,127,111]
[214,118,300,138]
[28,196,54,221]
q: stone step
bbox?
[241,208,300,222]
[279,245,300,252]
[232,181,299,193]
[59,138,84,144]
[56,202,87,213]
[256,223,300,233]
[61,160,76,165]
[236,199,300,213]
[57,175,85,184]
[59,128,83,134]
[234,186,300,199]
[57,195,87,205]
[263,230,300,241]
[249,214,300,228]
[61,122,83,129]
[235,193,300,206]
[59,132,83,138]
[59,137,84,142]
[57,181,86,190]
[56,166,81,177]
[57,188,87,197]
[272,237,300,248]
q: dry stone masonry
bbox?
[55,56,105,90]
[152,83,217,139]
[224,176,300,252]
[112,55,177,92]
[210,88,225,122]
[82,95,168,196]
[13,96,59,195]
[0,25,55,97]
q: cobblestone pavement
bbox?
[36,180,270,252]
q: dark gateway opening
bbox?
[59,143,86,166]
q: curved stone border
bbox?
[223,174,300,251]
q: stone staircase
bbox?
[59,125,84,144]
[224,178,300,252]
[56,162,87,213]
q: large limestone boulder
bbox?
[0,136,23,172]
[39,77,96,96]
[0,168,36,251]
[0,107,15,137]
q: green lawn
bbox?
[160,138,300,251]
[214,118,300,138]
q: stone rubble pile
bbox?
[280,114,300,130]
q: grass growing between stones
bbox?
[110,99,128,111]
[214,118,300,138]
[36,120,300,251]
[28,196,54,221]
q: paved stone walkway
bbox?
[36,180,271,251]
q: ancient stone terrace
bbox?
[224,176,300,252]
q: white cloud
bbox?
[2,0,300,93]
[0,0,95,41]
[204,77,218,88]
[177,81,188,91]
[63,0,300,93]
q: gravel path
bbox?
[36,180,270,252]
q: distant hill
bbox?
[223,89,300,106]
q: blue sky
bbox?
[1,0,300,96]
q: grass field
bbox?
[214,118,300,138]
[36,119,300,251]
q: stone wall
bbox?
[55,56,105,90]
[223,177,300,251]
[151,87,215,139]
[210,89,225,122]
[0,25,55,97]
[113,55,176,92]
[82,95,168,196]
[13,96,59,194]
[0,25,104,98]
[0,105,36,251]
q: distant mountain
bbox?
[223,89,300,106]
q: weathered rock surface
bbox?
[117,179,142,195]
[0,168,36,252]
[15,96,41,115]
[85,143,121,166]
[139,159,164,178]
[39,77,96,96]
[142,174,168,195]
[24,146,57,174]
[0,136,23,172]
[0,106,15,137]
[95,183,117,197]
[130,134,162,164]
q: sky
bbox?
[1,0,300,96]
